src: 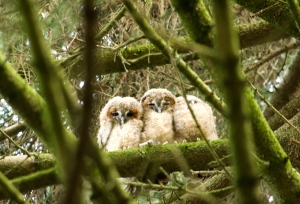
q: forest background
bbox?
[0,0,300,203]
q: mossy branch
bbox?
[267,95,300,131]
[286,0,300,31]
[236,0,299,39]
[212,0,260,202]
[0,129,298,200]
[63,20,288,81]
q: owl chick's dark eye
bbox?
[111,112,119,116]
[189,100,197,104]
[148,103,155,107]
[127,112,134,117]
[163,102,170,106]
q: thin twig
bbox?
[254,2,280,16]
[244,42,300,73]
[290,138,300,146]
[0,129,36,157]
[190,170,226,176]
[174,69,233,180]
[123,180,229,204]
[248,80,300,135]
[112,34,145,52]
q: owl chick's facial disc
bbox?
[98,96,143,151]
[107,107,139,125]
[104,97,143,125]
[141,88,176,113]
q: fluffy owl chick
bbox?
[140,88,176,145]
[98,96,143,151]
[173,95,218,142]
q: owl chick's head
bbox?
[141,88,176,113]
[176,95,202,105]
[101,96,143,125]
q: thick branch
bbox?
[212,0,260,202]
[62,21,288,81]
[0,122,26,143]
[172,173,232,204]
[267,95,300,131]
[236,0,299,40]
[0,129,299,200]
[238,20,289,48]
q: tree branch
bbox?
[236,0,299,40]
[267,95,300,131]
[62,20,288,81]
[211,0,260,202]
[0,122,26,143]
[0,129,298,200]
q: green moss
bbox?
[236,0,300,40]
[171,0,214,46]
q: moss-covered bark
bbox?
[0,129,299,200]
[0,122,26,143]
[267,95,300,131]
[212,0,260,202]
[236,0,299,39]
[0,154,55,179]
[238,20,288,48]
[63,21,287,81]
[172,173,232,204]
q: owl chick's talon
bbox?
[139,139,153,147]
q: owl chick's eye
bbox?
[127,112,134,117]
[111,112,119,116]
[148,103,155,107]
[163,102,170,106]
[189,100,197,104]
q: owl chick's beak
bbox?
[154,106,162,113]
[116,115,125,125]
